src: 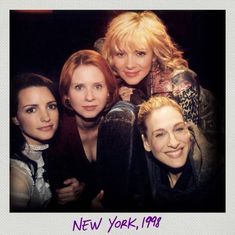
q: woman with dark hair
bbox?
[10,73,60,212]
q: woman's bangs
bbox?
[113,32,150,52]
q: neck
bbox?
[75,115,100,163]
[168,172,182,188]
[75,114,101,131]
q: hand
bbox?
[90,190,104,211]
[119,86,133,102]
[56,178,85,205]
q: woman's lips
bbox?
[124,71,139,77]
[165,148,184,158]
[82,105,97,111]
[38,125,53,131]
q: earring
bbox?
[12,117,20,126]
[65,98,71,107]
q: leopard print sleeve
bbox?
[171,70,200,125]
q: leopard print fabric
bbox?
[175,87,199,125]
[147,68,200,125]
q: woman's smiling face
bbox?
[112,45,154,85]
[13,86,59,145]
[142,106,191,168]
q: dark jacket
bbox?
[47,112,99,211]
[119,69,217,144]
[145,123,224,212]
[96,101,149,211]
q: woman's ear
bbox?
[64,95,71,108]
[12,117,20,126]
[141,134,151,152]
[152,56,157,62]
[64,95,69,101]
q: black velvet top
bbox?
[47,112,99,212]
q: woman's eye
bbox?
[136,51,146,57]
[25,107,36,113]
[155,132,165,138]
[175,125,186,133]
[48,103,57,110]
[94,84,102,90]
[176,128,184,132]
[75,84,83,90]
[115,52,125,57]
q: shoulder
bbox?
[198,86,216,117]
[171,68,198,87]
[199,86,215,105]
[10,159,34,195]
[10,154,36,179]
[108,100,136,113]
[171,68,197,78]
[104,101,136,122]
[10,158,35,211]
[188,122,217,183]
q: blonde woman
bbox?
[100,11,216,141]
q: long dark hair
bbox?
[10,73,60,155]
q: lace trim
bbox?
[25,143,49,151]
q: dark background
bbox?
[10,10,225,134]
[10,10,225,96]
[9,10,226,211]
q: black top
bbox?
[47,112,99,212]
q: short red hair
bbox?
[59,49,119,110]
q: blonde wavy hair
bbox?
[102,11,188,75]
[138,96,184,137]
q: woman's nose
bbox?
[167,132,180,148]
[85,88,95,101]
[40,109,50,122]
[126,55,135,69]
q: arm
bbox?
[173,70,217,142]
[172,70,200,125]
[10,164,32,211]
[187,121,217,184]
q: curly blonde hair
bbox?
[102,11,188,75]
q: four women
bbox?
[10,11,222,212]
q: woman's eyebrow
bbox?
[47,100,57,104]
[22,104,38,108]
[152,128,166,135]
[174,122,185,127]
[151,122,185,134]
